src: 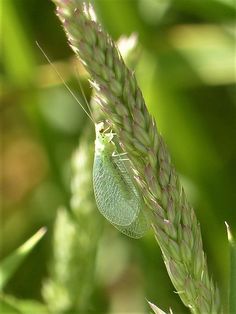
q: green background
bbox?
[1,0,236,313]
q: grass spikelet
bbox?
[51,1,221,312]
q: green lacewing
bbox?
[93,123,149,238]
[37,42,149,238]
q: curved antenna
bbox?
[75,66,94,118]
[36,41,94,123]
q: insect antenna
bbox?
[74,66,94,119]
[36,41,95,124]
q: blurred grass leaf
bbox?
[0,294,49,314]
[0,228,46,290]
[225,222,236,313]
[1,0,35,86]
[148,300,173,314]
[0,297,20,314]
[173,0,236,22]
[169,24,235,85]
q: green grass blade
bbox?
[1,0,35,86]
[0,227,47,290]
[0,298,21,314]
[226,222,236,313]
[147,300,173,314]
[0,294,49,314]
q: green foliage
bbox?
[0,294,49,314]
[226,224,236,313]
[0,228,46,290]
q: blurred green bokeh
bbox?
[1,0,235,313]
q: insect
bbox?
[37,42,149,238]
[93,122,150,238]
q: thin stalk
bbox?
[226,223,236,313]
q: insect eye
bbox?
[96,121,106,134]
